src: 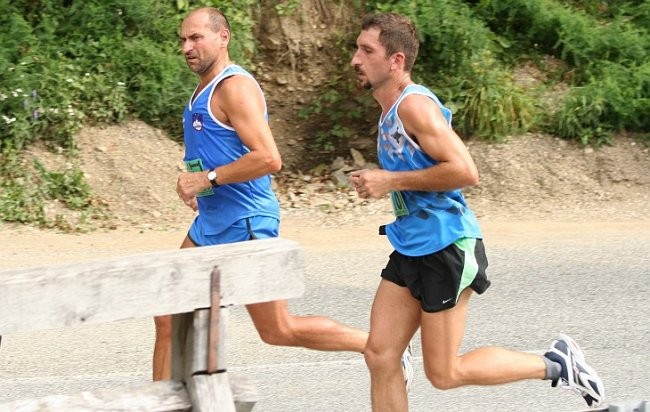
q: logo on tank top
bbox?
[192,113,204,131]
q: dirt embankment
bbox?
[18,119,649,234]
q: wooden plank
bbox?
[207,268,222,374]
[0,374,259,411]
[187,374,236,412]
[0,380,191,411]
[0,238,304,335]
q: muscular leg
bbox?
[246,300,367,352]
[421,288,546,390]
[152,235,196,381]
[364,279,421,412]
[153,315,171,381]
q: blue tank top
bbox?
[378,84,482,256]
[182,64,280,235]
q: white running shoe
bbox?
[544,333,605,407]
[401,341,414,393]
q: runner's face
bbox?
[351,27,391,90]
[179,12,225,75]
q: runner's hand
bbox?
[177,171,208,208]
[350,169,391,199]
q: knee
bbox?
[364,343,401,375]
[256,323,296,347]
[363,347,380,371]
[423,365,459,390]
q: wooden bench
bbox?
[0,237,305,411]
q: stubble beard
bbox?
[188,60,209,76]
[185,52,216,76]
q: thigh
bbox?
[367,279,421,355]
[420,287,472,371]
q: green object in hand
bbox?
[185,158,214,197]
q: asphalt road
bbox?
[0,220,648,411]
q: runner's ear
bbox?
[219,28,230,45]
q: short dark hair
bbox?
[362,13,419,72]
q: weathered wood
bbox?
[0,374,259,412]
[0,380,191,411]
[0,237,297,411]
[208,268,222,374]
[171,307,229,379]
[187,373,235,412]
[0,238,304,335]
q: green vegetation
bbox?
[0,0,255,230]
[0,147,109,231]
[350,0,648,145]
[274,0,300,16]
[303,0,541,149]
[0,0,648,228]
[468,0,650,143]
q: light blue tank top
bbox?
[182,64,280,235]
[378,84,482,256]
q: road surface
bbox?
[0,218,648,411]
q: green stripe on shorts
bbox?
[454,237,479,300]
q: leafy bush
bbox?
[558,0,650,27]
[365,0,537,140]
[469,0,650,79]
[464,0,649,144]
[448,52,536,140]
[0,0,258,228]
[553,60,650,144]
[383,1,498,75]
[0,149,46,225]
[0,0,648,227]
[0,149,107,231]
[299,76,377,152]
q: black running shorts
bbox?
[380,237,491,313]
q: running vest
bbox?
[378,84,482,256]
[182,64,280,235]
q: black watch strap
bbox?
[208,169,219,187]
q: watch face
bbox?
[208,170,218,186]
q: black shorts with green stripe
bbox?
[380,237,491,313]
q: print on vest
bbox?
[192,113,204,131]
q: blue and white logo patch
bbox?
[192,113,204,131]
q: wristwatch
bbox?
[207,169,219,187]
